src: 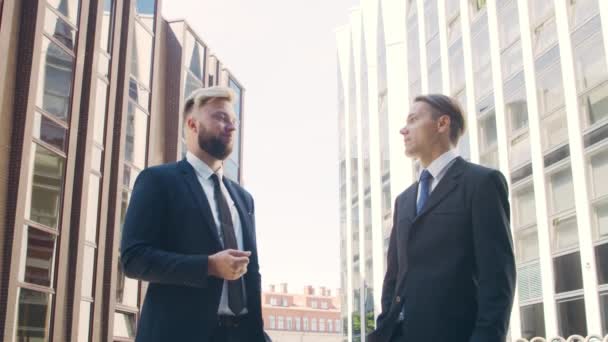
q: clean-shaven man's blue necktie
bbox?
[417,169,433,215]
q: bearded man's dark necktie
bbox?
[211,174,245,314]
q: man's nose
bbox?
[400,126,409,136]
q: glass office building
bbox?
[337,0,608,340]
[0,1,245,341]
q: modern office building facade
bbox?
[0,0,245,341]
[337,0,608,341]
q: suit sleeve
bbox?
[469,170,516,342]
[120,168,211,288]
[377,198,400,326]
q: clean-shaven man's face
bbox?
[400,101,445,159]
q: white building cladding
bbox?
[336,0,608,341]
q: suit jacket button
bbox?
[395,296,401,303]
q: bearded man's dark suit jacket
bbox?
[368,157,516,342]
[120,159,265,342]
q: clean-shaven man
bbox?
[368,94,516,342]
[121,87,266,342]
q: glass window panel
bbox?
[185,38,205,81]
[501,40,523,80]
[553,215,579,250]
[520,303,546,340]
[601,293,608,335]
[21,227,56,287]
[123,164,139,190]
[595,201,608,240]
[424,0,439,39]
[33,112,67,151]
[516,227,540,263]
[407,17,420,84]
[557,297,587,337]
[113,311,136,338]
[16,288,51,341]
[478,112,497,148]
[119,189,130,230]
[224,158,239,182]
[36,37,75,121]
[532,16,558,56]
[128,77,150,111]
[529,0,554,28]
[446,0,459,18]
[536,61,564,116]
[510,132,531,169]
[447,15,461,44]
[514,186,536,227]
[554,251,583,293]
[85,174,100,244]
[44,7,76,51]
[580,81,608,127]
[426,35,440,67]
[125,102,148,169]
[497,0,520,49]
[78,301,92,342]
[184,72,201,99]
[469,0,486,18]
[100,0,114,53]
[116,259,138,307]
[449,40,465,92]
[25,143,65,229]
[573,33,608,93]
[428,62,442,94]
[475,66,493,100]
[47,0,80,24]
[135,0,155,31]
[591,150,608,198]
[130,22,153,88]
[569,0,599,30]
[93,79,108,145]
[506,87,528,132]
[541,108,569,150]
[549,168,575,214]
[229,79,242,119]
[596,243,608,284]
[471,23,491,70]
[81,246,95,297]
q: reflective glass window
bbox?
[135,0,155,31]
[568,0,599,30]
[36,37,75,121]
[549,168,575,215]
[580,81,608,127]
[448,40,465,92]
[26,143,65,229]
[520,303,546,340]
[554,252,583,292]
[573,32,608,93]
[100,0,114,53]
[130,22,153,88]
[113,312,136,338]
[21,227,56,287]
[553,215,579,250]
[596,243,608,284]
[33,112,67,151]
[557,297,587,337]
[497,0,520,50]
[48,0,80,24]
[44,7,76,51]
[536,61,565,116]
[516,227,539,262]
[16,289,51,341]
[125,102,148,169]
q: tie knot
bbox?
[210,173,221,186]
[420,169,432,182]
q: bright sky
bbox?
[162,0,358,292]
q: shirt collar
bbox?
[186,151,224,181]
[419,149,459,181]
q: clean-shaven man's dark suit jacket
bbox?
[120,159,265,342]
[368,157,516,342]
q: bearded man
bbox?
[120,87,266,342]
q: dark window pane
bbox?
[130,22,153,87]
[125,102,148,169]
[16,289,51,340]
[520,303,545,340]
[113,311,136,338]
[596,243,608,285]
[554,251,583,293]
[557,297,587,337]
[26,143,66,229]
[48,0,80,24]
[100,0,114,53]
[128,77,150,111]
[44,8,76,51]
[36,37,75,121]
[33,112,67,151]
[21,227,56,287]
